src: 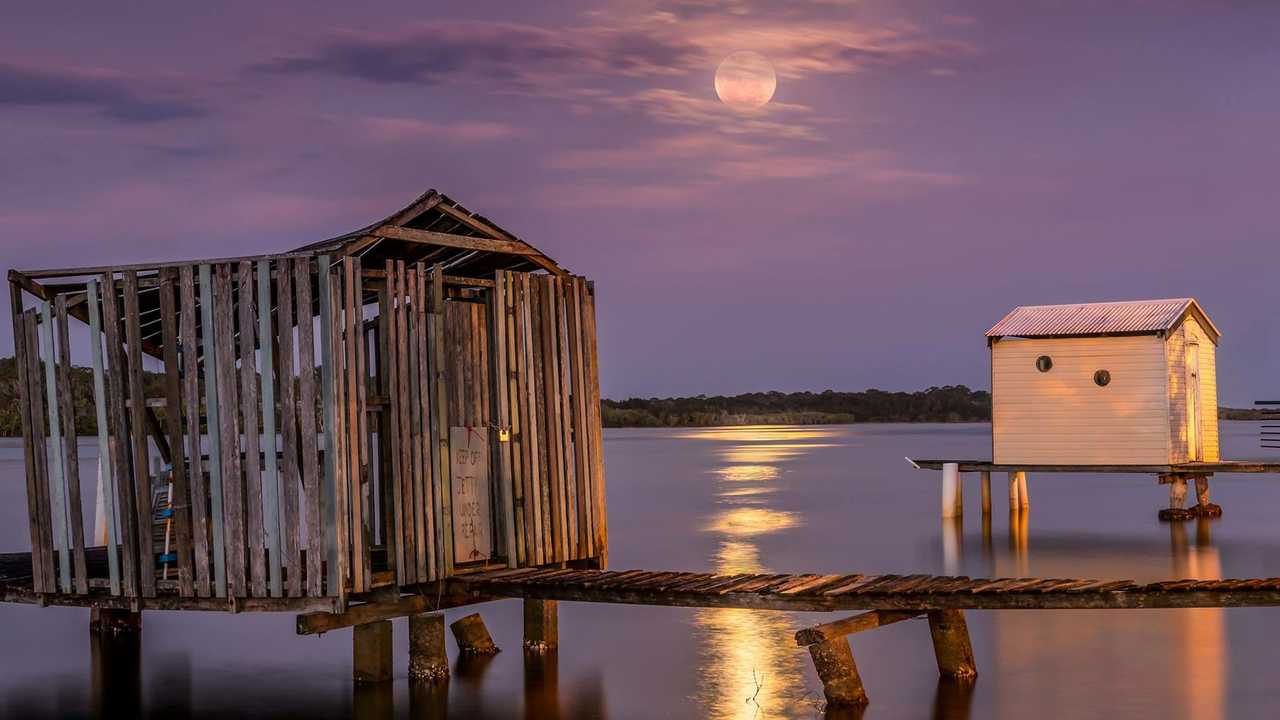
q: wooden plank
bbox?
[257,261,283,597]
[416,264,437,581]
[324,258,351,604]
[15,307,53,595]
[502,272,526,567]
[536,278,564,562]
[795,610,921,647]
[378,268,403,586]
[198,264,227,598]
[370,224,543,257]
[406,267,427,581]
[430,265,454,576]
[55,296,89,593]
[38,301,71,592]
[178,267,210,597]
[393,261,416,585]
[275,263,301,597]
[156,270,193,596]
[565,278,593,558]
[491,272,517,567]
[318,256,339,598]
[554,279,578,558]
[343,257,367,593]
[99,277,138,597]
[86,279,122,596]
[213,265,246,597]
[294,258,323,598]
[122,271,157,597]
[237,261,266,598]
[579,281,607,566]
[519,274,544,566]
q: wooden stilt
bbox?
[450,613,500,656]
[1170,477,1188,508]
[941,463,961,519]
[926,610,977,680]
[979,472,991,515]
[1007,472,1020,510]
[90,608,141,635]
[353,621,393,683]
[523,598,558,652]
[1016,472,1029,509]
[1194,475,1222,517]
[807,637,868,708]
[408,613,449,681]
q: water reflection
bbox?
[955,511,1227,720]
[692,426,837,719]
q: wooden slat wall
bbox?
[8,261,607,602]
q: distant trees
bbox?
[601,386,993,427]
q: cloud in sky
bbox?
[0,62,204,123]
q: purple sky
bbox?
[2,1,1278,404]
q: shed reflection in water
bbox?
[944,510,1225,720]
[691,426,835,719]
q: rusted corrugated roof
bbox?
[986,298,1220,341]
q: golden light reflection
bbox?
[688,425,835,719]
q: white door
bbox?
[1186,343,1201,461]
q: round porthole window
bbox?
[1036,356,1053,372]
[1094,370,1111,387]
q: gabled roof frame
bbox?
[986,298,1221,345]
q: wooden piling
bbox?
[353,620,394,683]
[523,598,558,652]
[941,463,962,519]
[926,610,977,680]
[90,608,142,635]
[450,613,500,656]
[979,471,991,515]
[807,637,868,708]
[408,613,449,681]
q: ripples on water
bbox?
[1,424,1278,718]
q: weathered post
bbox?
[353,621,393,683]
[979,471,991,515]
[926,610,977,680]
[524,599,558,652]
[409,613,449,681]
[1194,475,1222,517]
[1008,471,1028,510]
[90,608,142,635]
[942,463,962,518]
[808,637,868,708]
[450,613,500,656]
[1159,474,1194,520]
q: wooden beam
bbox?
[795,610,921,646]
[371,225,541,257]
[430,204,564,275]
[17,251,318,281]
[294,589,497,635]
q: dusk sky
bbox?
[3,0,1278,404]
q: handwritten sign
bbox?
[450,427,492,564]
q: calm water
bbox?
[3,422,1280,719]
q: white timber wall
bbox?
[1165,316,1220,463]
[992,335,1171,464]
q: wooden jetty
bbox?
[8,187,1280,711]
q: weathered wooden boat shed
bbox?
[6,187,607,611]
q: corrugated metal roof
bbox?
[986,298,1218,339]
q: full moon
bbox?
[714,51,776,110]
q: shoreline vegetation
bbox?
[0,358,1267,435]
